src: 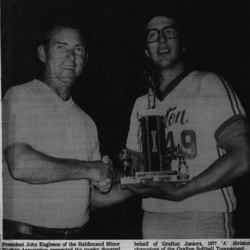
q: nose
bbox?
[65,49,76,60]
[158,31,166,44]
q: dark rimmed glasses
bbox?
[146,25,179,43]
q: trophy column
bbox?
[140,116,166,172]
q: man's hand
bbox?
[92,178,112,194]
[91,156,116,194]
[128,179,186,202]
[89,156,115,181]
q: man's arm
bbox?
[4,142,114,185]
[129,133,250,201]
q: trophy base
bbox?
[120,171,190,189]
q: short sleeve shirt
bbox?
[126,71,249,213]
[3,80,101,228]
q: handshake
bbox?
[90,156,116,194]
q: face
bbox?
[39,27,88,88]
[145,16,183,70]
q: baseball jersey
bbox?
[126,71,247,213]
[2,79,101,228]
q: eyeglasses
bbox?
[146,25,179,43]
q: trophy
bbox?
[119,70,191,189]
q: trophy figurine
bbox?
[141,69,157,109]
[119,148,135,177]
[174,144,190,180]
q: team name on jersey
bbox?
[164,106,189,129]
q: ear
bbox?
[144,49,150,58]
[38,45,46,62]
[84,53,89,67]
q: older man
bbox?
[2,19,114,239]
